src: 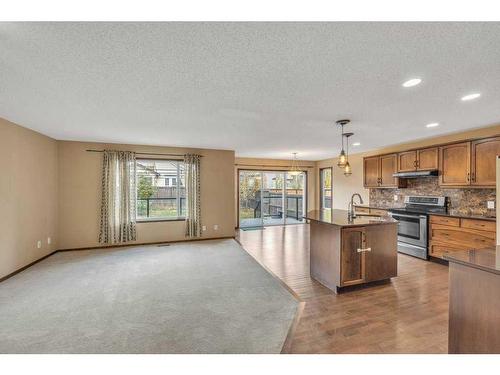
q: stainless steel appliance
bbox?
[388,196,447,259]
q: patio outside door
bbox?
[238,170,306,228]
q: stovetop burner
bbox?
[388,195,448,215]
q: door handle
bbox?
[357,247,372,253]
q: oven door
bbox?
[389,213,427,248]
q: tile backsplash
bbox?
[369,177,496,216]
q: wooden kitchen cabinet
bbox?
[397,147,438,172]
[341,227,364,285]
[363,156,380,187]
[417,147,439,170]
[439,142,471,186]
[364,154,403,188]
[397,150,417,172]
[340,225,398,287]
[471,137,500,186]
[380,154,399,187]
[429,214,496,259]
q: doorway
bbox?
[238,170,307,228]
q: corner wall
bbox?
[0,118,59,279]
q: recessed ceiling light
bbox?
[461,93,481,101]
[402,78,422,88]
[352,142,361,146]
[426,122,439,128]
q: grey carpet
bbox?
[0,239,298,353]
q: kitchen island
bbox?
[305,209,398,293]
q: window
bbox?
[136,159,186,221]
[320,168,332,209]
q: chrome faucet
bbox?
[348,193,364,220]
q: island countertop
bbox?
[305,209,398,228]
[444,247,500,275]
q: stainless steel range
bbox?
[388,196,448,259]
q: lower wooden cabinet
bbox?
[340,225,398,286]
[429,215,496,259]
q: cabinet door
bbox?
[439,142,471,186]
[380,154,398,187]
[340,227,365,286]
[363,156,380,187]
[397,151,417,172]
[417,147,438,171]
[471,137,500,186]
[364,224,398,282]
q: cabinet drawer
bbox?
[430,225,495,249]
[430,215,460,227]
[370,209,387,216]
[355,207,370,214]
[429,242,469,259]
[461,218,496,232]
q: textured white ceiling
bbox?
[1,22,500,160]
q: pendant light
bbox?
[288,152,301,176]
[343,132,353,177]
[336,119,350,168]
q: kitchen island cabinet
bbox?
[305,209,398,293]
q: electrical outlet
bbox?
[213,224,219,231]
[47,237,51,245]
[487,201,495,209]
[202,225,207,231]
[394,195,398,201]
[37,241,42,249]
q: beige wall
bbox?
[315,124,500,211]
[0,118,59,279]
[317,154,369,210]
[234,157,317,224]
[58,141,235,249]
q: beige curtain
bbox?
[184,154,202,238]
[99,150,137,244]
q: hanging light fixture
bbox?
[288,152,301,176]
[336,119,350,168]
[343,132,354,177]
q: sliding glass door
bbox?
[239,170,306,228]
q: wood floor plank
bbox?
[238,224,449,354]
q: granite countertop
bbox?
[355,205,496,222]
[444,247,500,275]
[305,209,398,228]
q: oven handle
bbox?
[389,212,426,219]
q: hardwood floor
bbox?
[237,224,449,353]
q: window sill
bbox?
[137,218,186,223]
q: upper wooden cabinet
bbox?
[363,156,381,187]
[365,134,500,188]
[397,147,438,172]
[439,142,471,186]
[417,147,439,171]
[364,154,403,188]
[397,151,417,172]
[439,137,500,187]
[380,154,399,187]
[471,137,500,186]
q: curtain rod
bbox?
[86,149,203,157]
[235,164,314,168]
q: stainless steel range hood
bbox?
[392,170,438,178]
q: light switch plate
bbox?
[202,225,207,231]
[487,201,495,209]
[394,195,398,201]
[37,241,42,249]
